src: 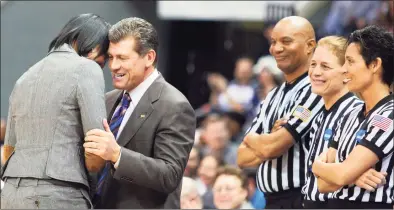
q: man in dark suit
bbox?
[83,17,196,208]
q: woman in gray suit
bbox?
[1,13,110,209]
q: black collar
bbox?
[284,72,308,91]
[323,92,355,114]
[359,94,393,118]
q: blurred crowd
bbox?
[181,53,284,209]
[318,0,393,38]
[0,1,392,209]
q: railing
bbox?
[265,3,296,22]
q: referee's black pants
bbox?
[264,187,303,209]
[327,199,392,209]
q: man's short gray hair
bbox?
[181,177,199,197]
[109,17,159,65]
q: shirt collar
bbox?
[48,43,77,55]
[324,92,355,113]
[124,69,160,106]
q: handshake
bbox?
[84,119,121,173]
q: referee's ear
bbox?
[369,57,382,74]
[306,38,316,56]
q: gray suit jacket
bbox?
[96,74,196,209]
[1,44,106,189]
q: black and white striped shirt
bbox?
[302,93,363,201]
[247,72,324,193]
[330,94,394,204]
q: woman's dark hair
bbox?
[49,13,111,58]
[347,25,394,86]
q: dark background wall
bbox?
[0,1,169,117]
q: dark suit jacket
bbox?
[96,74,196,208]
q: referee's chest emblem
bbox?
[355,129,366,143]
[323,129,332,141]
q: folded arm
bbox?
[315,148,343,193]
[243,127,295,160]
[113,102,196,193]
[314,112,393,189]
[243,88,324,159]
[313,145,380,187]
[237,142,264,168]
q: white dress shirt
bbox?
[113,69,160,168]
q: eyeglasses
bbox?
[212,185,239,193]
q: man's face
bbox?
[203,121,230,150]
[309,45,347,97]
[107,36,149,92]
[180,189,203,209]
[269,23,310,74]
[234,59,253,83]
[197,156,219,186]
[223,116,241,137]
[213,174,248,209]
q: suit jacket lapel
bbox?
[116,75,164,147]
[106,90,123,122]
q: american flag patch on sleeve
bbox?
[292,105,311,122]
[371,114,393,132]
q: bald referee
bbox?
[237,16,324,208]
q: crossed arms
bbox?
[237,118,294,167]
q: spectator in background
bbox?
[184,146,201,179]
[243,168,266,209]
[318,1,383,38]
[195,155,223,209]
[200,114,237,166]
[317,1,353,38]
[253,55,284,101]
[342,1,382,35]
[197,72,228,115]
[376,0,394,33]
[212,166,254,209]
[181,177,203,209]
[217,56,258,117]
[222,111,246,144]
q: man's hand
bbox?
[312,154,326,178]
[354,169,387,192]
[317,150,328,163]
[271,118,288,133]
[84,119,121,163]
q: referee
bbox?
[301,36,364,208]
[312,25,394,209]
[237,16,324,209]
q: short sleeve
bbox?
[358,110,394,159]
[283,87,324,142]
